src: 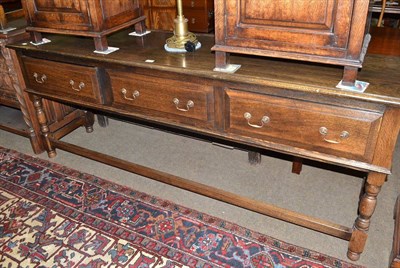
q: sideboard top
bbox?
[7,30,400,106]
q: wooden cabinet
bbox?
[21,0,146,51]
[140,0,214,32]
[183,0,214,33]
[213,0,371,86]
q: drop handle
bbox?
[243,112,270,128]
[173,98,194,112]
[121,88,140,100]
[33,72,47,84]
[319,127,350,144]
[70,80,85,91]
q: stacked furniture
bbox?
[213,0,371,88]
[8,29,400,262]
[5,0,400,263]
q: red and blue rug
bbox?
[0,146,362,268]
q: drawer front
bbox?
[185,9,213,33]
[183,0,206,9]
[151,0,176,7]
[109,70,214,126]
[226,90,383,161]
[23,57,101,104]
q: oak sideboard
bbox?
[7,30,400,262]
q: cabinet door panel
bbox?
[225,0,353,51]
[24,0,92,30]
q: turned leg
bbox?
[358,176,367,212]
[347,172,387,261]
[84,111,95,133]
[94,36,108,52]
[32,95,56,158]
[292,157,303,174]
[215,51,230,69]
[342,66,358,87]
[248,151,261,165]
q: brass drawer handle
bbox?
[244,112,270,128]
[121,88,140,100]
[33,72,47,84]
[173,98,194,112]
[319,127,350,144]
[70,80,85,91]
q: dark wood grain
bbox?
[369,27,400,56]
[139,0,214,32]
[7,30,400,103]
[7,29,400,262]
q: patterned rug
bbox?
[0,146,363,268]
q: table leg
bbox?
[347,172,386,261]
[32,95,56,158]
[96,115,109,127]
[248,151,261,165]
[84,111,95,133]
[292,157,303,174]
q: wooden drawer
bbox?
[185,9,213,33]
[183,0,207,8]
[151,0,175,7]
[22,57,102,104]
[108,70,214,126]
[225,90,383,161]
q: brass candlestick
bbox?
[165,0,199,52]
